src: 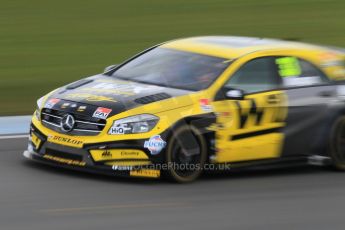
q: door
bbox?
[211,57,288,163]
[276,56,335,156]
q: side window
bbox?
[275,57,329,87]
[224,57,280,94]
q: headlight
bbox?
[36,96,45,109]
[108,114,159,135]
[34,110,41,121]
[35,96,45,121]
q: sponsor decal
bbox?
[90,149,148,162]
[144,135,166,155]
[101,150,112,157]
[47,135,83,148]
[65,93,117,103]
[112,165,133,171]
[120,150,140,156]
[61,103,70,109]
[282,76,321,87]
[108,125,127,135]
[77,105,87,112]
[199,98,213,112]
[93,107,112,119]
[43,154,86,167]
[319,52,343,67]
[130,169,160,178]
[45,98,60,109]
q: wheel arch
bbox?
[311,105,345,156]
[164,113,216,161]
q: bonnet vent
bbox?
[134,93,172,104]
[66,79,93,90]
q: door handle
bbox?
[319,91,333,97]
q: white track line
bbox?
[0,134,28,140]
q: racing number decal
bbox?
[212,91,288,163]
[233,93,286,130]
[234,100,263,129]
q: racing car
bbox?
[24,36,345,182]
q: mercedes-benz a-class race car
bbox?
[24,36,345,182]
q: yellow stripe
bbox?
[31,133,41,149]
[90,149,149,162]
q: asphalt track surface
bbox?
[1,137,345,230]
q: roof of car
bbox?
[161,36,327,59]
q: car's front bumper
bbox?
[24,122,164,179]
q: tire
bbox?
[164,125,207,183]
[329,116,345,170]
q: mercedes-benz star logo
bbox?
[60,114,75,132]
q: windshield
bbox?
[111,48,230,91]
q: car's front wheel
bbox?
[164,125,207,183]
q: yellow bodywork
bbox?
[31,132,42,149]
[130,169,160,178]
[210,91,287,162]
[32,36,345,166]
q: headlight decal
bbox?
[108,114,159,135]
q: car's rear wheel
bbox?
[164,125,207,183]
[329,116,345,170]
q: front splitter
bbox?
[23,150,161,179]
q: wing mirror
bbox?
[103,64,118,73]
[225,89,245,100]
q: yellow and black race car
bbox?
[24,36,345,182]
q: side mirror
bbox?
[103,64,118,73]
[225,89,245,100]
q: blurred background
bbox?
[0,0,344,115]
